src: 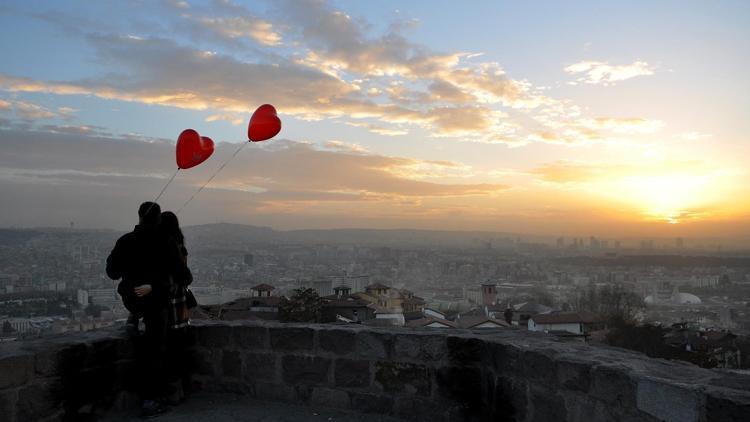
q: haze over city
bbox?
[0,0,748,241]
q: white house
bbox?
[528,311,601,335]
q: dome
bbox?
[673,292,701,305]
[644,295,656,305]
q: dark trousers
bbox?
[140,307,168,401]
[166,327,191,392]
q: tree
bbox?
[574,284,644,324]
[280,288,323,323]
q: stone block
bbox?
[334,359,371,388]
[76,365,117,402]
[521,350,557,383]
[529,386,567,422]
[446,336,483,364]
[310,387,351,409]
[54,343,88,377]
[85,338,118,368]
[590,364,636,408]
[493,376,527,421]
[193,348,222,377]
[394,396,452,422]
[318,329,356,355]
[705,386,750,422]
[16,381,59,422]
[34,349,59,377]
[436,366,482,412]
[350,392,393,415]
[0,388,18,422]
[374,361,431,396]
[487,341,522,376]
[233,325,268,350]
[555,354,592,393]
[243,352,277,380]
[355,331,391,359]
[637,379,703,422]
[270,327,314,351]
[393,334,446,362]
[252,381,295,402]
[0,354,31,389]
[282,355,331,385]
[222,350,242,378]
[294,384,314,402]
[195,324,233,349]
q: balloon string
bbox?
[145,167,180,216]
[154,168,180,203]
[177,142,248,215]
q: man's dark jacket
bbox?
[106,224,191,315]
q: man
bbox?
[106,202,190,418]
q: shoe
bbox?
[140,400,169,419]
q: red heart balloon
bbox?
[176,129,215,169]
[248,104,281,142]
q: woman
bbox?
[159,211,194,404]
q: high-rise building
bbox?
[243,254,254,266]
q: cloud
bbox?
[578,117,664,134]
[193,16,282,46]
[14,101,59,120]
[324,140,370,154]
[0,0,663,147]
[564,60,656,85]
[679,131,712,141]
[0,128,509,228]
[205,113,244,125]
[344,121,408,136]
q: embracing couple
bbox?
[106,201,195,418]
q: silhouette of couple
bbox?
[106,202,194,418]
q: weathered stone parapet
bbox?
[0,329,137,422]
[1,320,749,421]
[187,320,750,421]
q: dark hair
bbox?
[138,202,161,226]
[160,211,184,245]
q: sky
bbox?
[0,0,749,239]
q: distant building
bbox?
[87,288,119,308]
[528,311,602,335]
[77,289,89,307]
[406,316,458,329]
[456,315,510,329]
[251,283,275,297]
[481,283,497,306]
[243,254,254,266]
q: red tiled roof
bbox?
[251,283,275,291]
[457,316,510,329]
[407,317,458,328]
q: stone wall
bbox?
[1,321,749,421]
[0,330,137,421]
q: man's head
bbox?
[138,202,161,227]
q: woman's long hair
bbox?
[160,211,184,246]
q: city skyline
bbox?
[1,1,749,238]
